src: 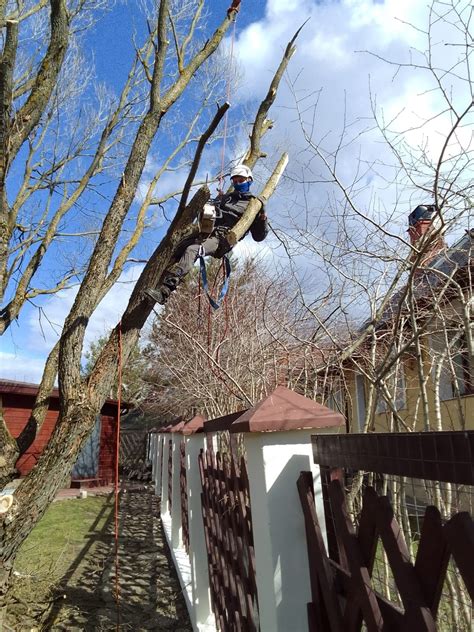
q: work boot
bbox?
[144,287,170,305]
[144,270,181,305]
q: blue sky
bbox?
[1,0,472,382]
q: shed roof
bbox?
[0,378,127,415]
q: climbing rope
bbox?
[199,253,231,310]
[218,14,238,192]
[196,2,243,397]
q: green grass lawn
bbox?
[7,494,114,625]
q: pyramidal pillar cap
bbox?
[230,385,344,433]
[182,414,206,436]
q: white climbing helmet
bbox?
[230,164,253,180]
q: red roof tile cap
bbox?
[182,414,206,435]
[170,420,186,433]
[230,386,344,433]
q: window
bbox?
[324,378,346,416]
[437,333,473,400]
[326,388,345,414]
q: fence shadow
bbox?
[267,453,316,632]
[43,485,191,631]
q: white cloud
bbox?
[0,351,48,384]
[232,233,279,263]
[233,0,472,225]
[3,0,472,379]
[0,265,146,383]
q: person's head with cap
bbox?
[230,164,253,193]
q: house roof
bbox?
[363,228,473,332]
[0,378,128,414]
[430,228,473,277]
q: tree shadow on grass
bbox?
[44,485,191,631]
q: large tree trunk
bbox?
[0,556,14,626]
[0,16,297,609]
[0,408,17,489]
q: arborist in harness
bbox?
[145,164,268,305]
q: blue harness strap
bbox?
[199,254,231,310]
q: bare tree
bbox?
[0,2,299,606]
[278,0,473,432]
[276,4,473,625]
[144,256,324,421]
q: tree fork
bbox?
[58,10,236,401]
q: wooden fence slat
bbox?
[357,486,379,573]
[198,446,259,631]
[330,562,404,630]
[180,439,189,553]
[216,452,239,629]
[343,486,379,632]
[414,506,450,615]
[296,472,345,632]
[443,512,474,602]
[238,458,259,603]
[160,436,164,483]
[328,479,384,632]
[223,453,255,632]
[208,450,231,629]
[231,456,258,629]
[167,439,173,511]
[375,496,436,632]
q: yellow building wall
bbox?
[343,358,473,433]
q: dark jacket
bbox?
[213,191,268,242]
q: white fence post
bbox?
[160,433,172,518]
[184,416,214,631]
[153,433,164,497]
[171,430,184,548]
[231,386,344,632]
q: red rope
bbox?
[204,259,242,400]
[114,321,122,629]
[202,4,240,399]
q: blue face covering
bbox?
[234,180,252,194]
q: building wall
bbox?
[341,357,473,433]
[99,414,116,481]
[2,393,59,476]
[1,391,116,482]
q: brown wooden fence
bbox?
[167,438,173,511]
[298,431,474,632]
[120,429,149,479]
[180,438,189,553]
[198,446,259,631]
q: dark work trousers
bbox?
[174,234,224,277]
